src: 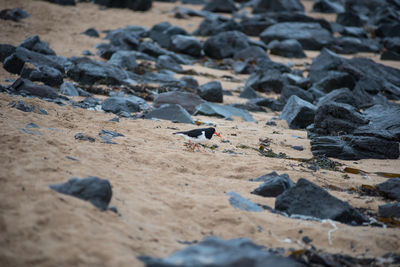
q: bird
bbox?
[173,127,222,151]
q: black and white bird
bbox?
[173,127,222,151]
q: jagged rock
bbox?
[19,35,56,56]
[153,91,205,114]
[108,51,138,71]
[317,88,355,107]
[308,48,345,83]
[336,11,363,27]
[253,0,304,13]
[21,65,63,87]
[246,70,285,93]
[279,95,317,129]
[0,44,16,62]
[313,71,355,92]
[251,173,295,197]
[233,46,269,61]
[156,55,183,73]
[8,100,48,114]
[329,37,380,54]
[260,22,333,50]
[105,28,140,50]
[351,78,389,108]
[60,81,79,96]
[42,0,76,5]
[203,0,237,13]
[203,31,250,59]
[193,17,240,36]
[102,95,148,114]
[280,85,314,104]
[313,0,344,13]
[197,81,223,103]
[250,97,284,111]
[170,35,202,57]
[376,23,400,38]
[93,0,152,11]
[268,39,306,58]
[145,104,194,124]
[381,37,400,61]
[194,102,255,122]
[138,41,168,58]
[180,76,199,89]
[149,22,188,49]
[276,178,368,225]
[379,202,400,218]
[282,73,310,89]
[81,27,100,37]
[240,15,276,36]
[10,78,58,99]
[230,102,265,113]
[239,87,259,99]
[139,236,302,267]
[49,176,112,211]
[377,179,400,201]
[0,8,29,21]
[340,27,368,38]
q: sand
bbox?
[0,0,400,266]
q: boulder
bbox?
[102,95,148,114]
[240,15,276,36]
[156,55,183,73]
[20,35,56,55]
[251,173,295,197]
[21,65,63,87]
[233,46,269,61]
[312,0,344,13]
[246,70,285,93]
[253,0,304,13]
[250,97,284,111]
[280,85,314,104]
[313,71,355,92]
[145,104,194,124]
[376,178,400,201]
[279,95,317,129]
[194,102,255,122]
[329,37,380,54]
[275,178,368,225]
[239,87,259,99]
[203,31,250,59]
[10,78,59,99]
[153,91,205,114]
[226,192,263,212]
[170,35,202,57]
[268,39,306,58]
[336,11,363,27]
[203,0,237,13]
[105,28,140,50]
[81,28,100,38]
[308,48,345,83]
[149,22,188,49]
[60,81,79,96]
[0,44,16,62]
[197,81,223,103]
[381,37,400,61]
[108,51,138,71]
[92,0,152,11]
[0,8,29,22]
[379,202,400,218]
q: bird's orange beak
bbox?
[214,131,222,138]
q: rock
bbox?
[8,100,48,115]
[381,37,400,61]
[250,97,284,112]
[250,171,279,182]
[3,46,64,75]
[153,91,205,114]
[282,73,310,89]
[73,97,101,109]
[329,37,380,54]
[99,129,124,140]
[0,8,29,21]
[102,95,148,114]
[49,176,112,211]
[279,95,317,129]
[0,44,16,62]
[239,87,259,99]
[170,35,202,57]
[138,41,168,58]
[253,0,304,13]
[149,22,188,49]
[194,102,255,122]
[74,133,96,143]
[203,0,237,13]
[230,103,265,113]
[377,178,400,201]
[143,72,181,85]
[260,22,333,50]
[240,15,276,36]
[81,28,100,38]
[19,35,56,56]
[197,81,223,103]
[227,192,262,212]
[21,65,63,87]
[246,70,285,93]
[313,71,355,93]
[193,17,239,36]
[203,31,250,59]
[280,85,314,104]
[336,11,363,27]
[145,104,194,124]
[275,178,368,225]
[317,87,355,107]
[42,0,76,5]
[308,48,345,83]
[93,0,152,11]
[82,50,94,56]
[268,39,306,58]
[156,55,183,73]
[139,236,302,267]
[351,78,389,109]
[312,0,344,13]
[379,202,400,218]
[60,81,79,96]
[10,78,59,99]
[108,51,138,71]
[375,23,400,38]
[251,173,295,197]
[233,46,269,61]
[291,145,304,151]
[340,27,368,38]
[180,76,199,89]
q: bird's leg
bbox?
[194,144,204,153]
[188,140,195,151]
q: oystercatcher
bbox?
[173,127,222,151]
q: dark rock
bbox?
[108,51,138,71]
[253,0,304,13]
[74,133,96,142]
[73,97,101,109]
[282,73,310,90]
[197,81,223,103]
[239,87,259,99]
[381,37,400,61]
[149,22,188,49]
[351,78,389,109]
[181,0,205,4]
[0,8,29,22]
[193,17,235,36]
[203,31,250,59]
[143,72,181,85]
[260,22,333,50]
[313,71,355,92]
[250,97,284,111]
[105,28,140,50]
[102,95,148,114]
[42,0,76,5]
[203,0,237,13]
[0,44,16,62]
[246,70,285,93]
[181,76,199,89]
[233,46,269,61]
[145,104,194,124]
[99,129,124,138]
[156,55,183,73]
[308,48,345,83]
[26,122,40,129]
[19,35,56,56]
[280,85,314,104]
[302,236,312,244]
[139,236,302,267]
[227,192,262,212]
[81,28,100,38]
[265,12,332,33]
[275,178,368,225]
[21,65,63,87]
[340,27,368,38]
[10,78,58,99]
[329,37,380,54]
[317,87,355,107]
[49,176,112,211]
[82,50,94,56]
[279,95,317,129]
[170,35,202,57]
[251,173,294,197]
[230,102,265,113]
[250,171,279,182]
[268,39,306,58]
[138,41,168,58]
[336,11,363,27]
[194,102,255,122]
[3,47,63,75]
[8,100,48,114]
[313,0,344,13]
[376,178,400,201]
[60,81,79,96]
[240,15,276,36]
[153,91,205,114]
[291,145,304,151]
[266,120,277,126]
[379,202,400,218]
[376,23,400,38]
[92,0,152,11]
[95,43,119,60]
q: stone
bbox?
[269,39,306,58]
[381,37,400,61]
[93,0,152,11]
[282,73,310,90]
[376,23,400,38]
[246,70,285,93]
[340,27,368,38]
[203,31,250,59]
[180,76,199,89]
[203,0,237,13]
[308,48,345,83]
[149,22,188,49]
[194,102,255,122]
[156,55,183,73]
[153,91,205,114]
[60,81,79,96]
[81,28,100,38]
[280,85,314,104]
[240,15,276,36]
[279,95,317,129]
[239,87,259,99]
[233,46,269,61]
[108,51,138,71]
[251,173,295,197]
[74,133,96,143]
[379,202,400,218]
[197,81,223,103]
[145,104,194,124]
[105,28,140,50]
[313,71,355,93]
[8,100,48,115]
[275,178,368,225]
[0,8,29,22]
[102,95,148,115]
[42,0,76,5]
[250,97,284,112]
[336,11,363,27]
[10,78,59,99]
[49,176,112,211]
[227,192,262,212]
[0,44,16,62]
[329,37,380,54]
[19,35,56,56]
[139,236,302,267]
[376,179,400,201]
[253,0,304,13]
[73,97,101,109]
[260,22,333,50]
[21,65,63,87]
[193,17,236,36]
[312,0,344,13]
[316,88,355,107]
[230,103,265,113]
[138,41,168,58]
[169,35,202,57]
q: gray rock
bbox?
[308,48,345,83]
[379,202,400,218]
[251,173,295,197]
[250,97,284,112]
[269,39,306,58]
[145,104,194,124]
[313,0,344,13]
[279,95,317,129]
[253,0,304,13]
[227,192,262,212]
[153,91,205,114]
[8,100,48,114]
[108,51,138,71]
[313,71,355,93]
[203,0,237,13]
[149,22,188,49]
[102,95,148,114]
[203,31,250,59]
[0,44,16,63]
[60,81,79,96]
[377,179,400,201]
[93,0,152,11]
[239,87,259,99]
[156,55,183,73]
[246,70,285,93]
[81,28,100,38]
[170,35,202,57]
[194,102,255,122]
[21,65,63,87]
[280,85,314,104]
[197,81,223,103]
[233,46,269,61]
[10,78,59,99]
[19,35,56,55]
